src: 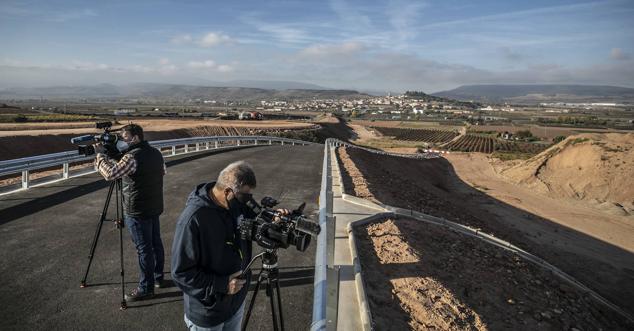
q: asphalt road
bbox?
[0,144,324,331]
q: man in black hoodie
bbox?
[171,161,257,330]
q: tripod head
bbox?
[261,249,278,270]
[241,249,279,279]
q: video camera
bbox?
[70,121,121,158]
[238,197,321,252]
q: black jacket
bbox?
[122,141,164,217]
[171,182,253,327]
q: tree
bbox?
[13,114,28,123]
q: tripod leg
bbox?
[116,180,127,310]
[274,278,284,331]
[242,270,264,331]
[268,277,280,331]
[80,181,115,287]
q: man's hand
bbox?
[273,208,290,223]
[227,270,246,295]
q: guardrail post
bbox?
[205,142,209,150]
[326,266,340,331]
[215,141,218,149]
[237,140,241,146]
[172,146,176,155]
[327,215,336,268]
[254,139,258,145]
[185,144,189,153]
[269,140,272,145]
[292,142,295,146]
[63,163,69,179]
[281,141,284,146]
[21,170,29,189]
[196,143,200,151]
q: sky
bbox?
[1,0,633,92]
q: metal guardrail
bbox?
[0,135,312,194]
[327,138,441,159]
[312,141,331,331]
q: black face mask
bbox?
[234,192,253,204]
[227,191,252,219]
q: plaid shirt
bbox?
[95,153,137,181]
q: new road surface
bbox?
[0,144,323,331]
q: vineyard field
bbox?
[372,127,458,143]
[442,134,548,154]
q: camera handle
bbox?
[79,178,128,310]
[241,249,285,331]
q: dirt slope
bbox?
[337,146,634,323]
[356,218,631,330]
[501,133,634,214]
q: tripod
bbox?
[242,249,285,331]
[79,178,128,310]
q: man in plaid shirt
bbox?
[95,124,167,301]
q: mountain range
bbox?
[0,82,368,101]
[433,84,634,103]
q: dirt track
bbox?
[337,146,634,330]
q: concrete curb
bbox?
[346,212,394,331]
[340,193,387,212]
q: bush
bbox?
[515,130,533,139]
[553,135,566,143]
[13,114,28,122]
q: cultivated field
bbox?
[443,134,548,154]
[0,119,314,137]
[371,127,458,143]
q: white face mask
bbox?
[116,140,130,152]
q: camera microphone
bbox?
[70,135,96,144]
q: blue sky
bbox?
[1,0,633,92]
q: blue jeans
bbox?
[184,302,245,331]
[124,215,165,293]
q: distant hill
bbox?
[403,90,481,108]
[433,84,634,103]
[0,83,368,101]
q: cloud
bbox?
[171,34,193,44]
[48,9,97,22]
[610,48,630,61]
[500,47,524,62]
[159,58,170,65]
[198,32,232,47]
[0,3,96,22]
[186,60,234,72]
[299,42,365,57]
[329,0,372,30]
[217,64,234,73]
[286,48,634,92]
[188,60,216,69]
[170,32,233,47]
[70,61,109,71]
[386,0,426,42]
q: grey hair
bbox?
[216,161,256,192]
